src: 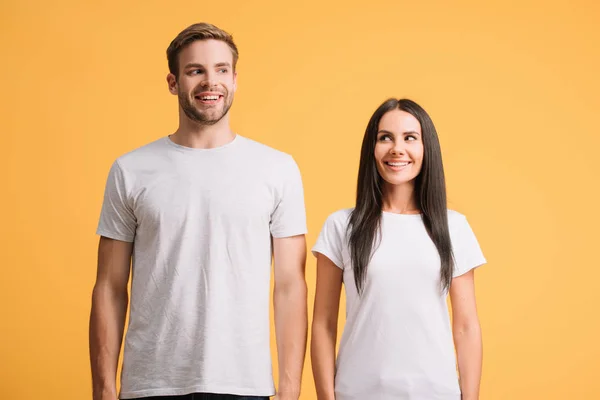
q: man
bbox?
[89,23,308,400]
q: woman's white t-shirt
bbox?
[312,209,487,400]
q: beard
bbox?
[178,87,234,125]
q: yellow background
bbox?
[1,0,599,399]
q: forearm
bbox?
[274,279,308,398]
[89,284,128,400]
[311,323,337,400]
[454,322,482,400]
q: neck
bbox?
[381,181,420,214]
[170,112,235,149]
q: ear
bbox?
[166,73,178,95]
[233,71,238,93]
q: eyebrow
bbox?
[377,130,421,135]
[183,62,232,69]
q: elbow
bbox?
[311,317,337,343]
[453,318,481,340]
[91,281,129,306]
[274,275,307,297]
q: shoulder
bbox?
[329,208,353,222]
[237,135,295,165]
[313,209,354,262]
[448,209,467,222]
[322,208,354,231]
[448,209,467,230]
[114,137,167,171]
[447,209,480,238]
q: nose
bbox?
[201,70,218,88]
[390,140,405,156]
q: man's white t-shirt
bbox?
[97,135,307,399]
[312,209,486,400]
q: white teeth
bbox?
[200,95,219,100]
[387,162,409,167]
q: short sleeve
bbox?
[452,215,487,277]
[311,212,347,270]
[270,156,308,238]
[96,160,137,242]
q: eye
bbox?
[405,134,418,141]
[190,69,204,75]
[218,68,229,73]
[378,134,392,141]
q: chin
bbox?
[382,176,416,187]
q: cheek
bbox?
[374,143,387,163]
[177,81,192,94]
[413,144,425,164]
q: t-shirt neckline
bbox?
[164,133,241,153]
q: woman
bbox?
[311,98,487,400]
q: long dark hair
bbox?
[348,98,454,293]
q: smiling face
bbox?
[168,39,237,125]
[374,109,424,189]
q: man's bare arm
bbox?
[273,235,308,400]
[89,237,132,400]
